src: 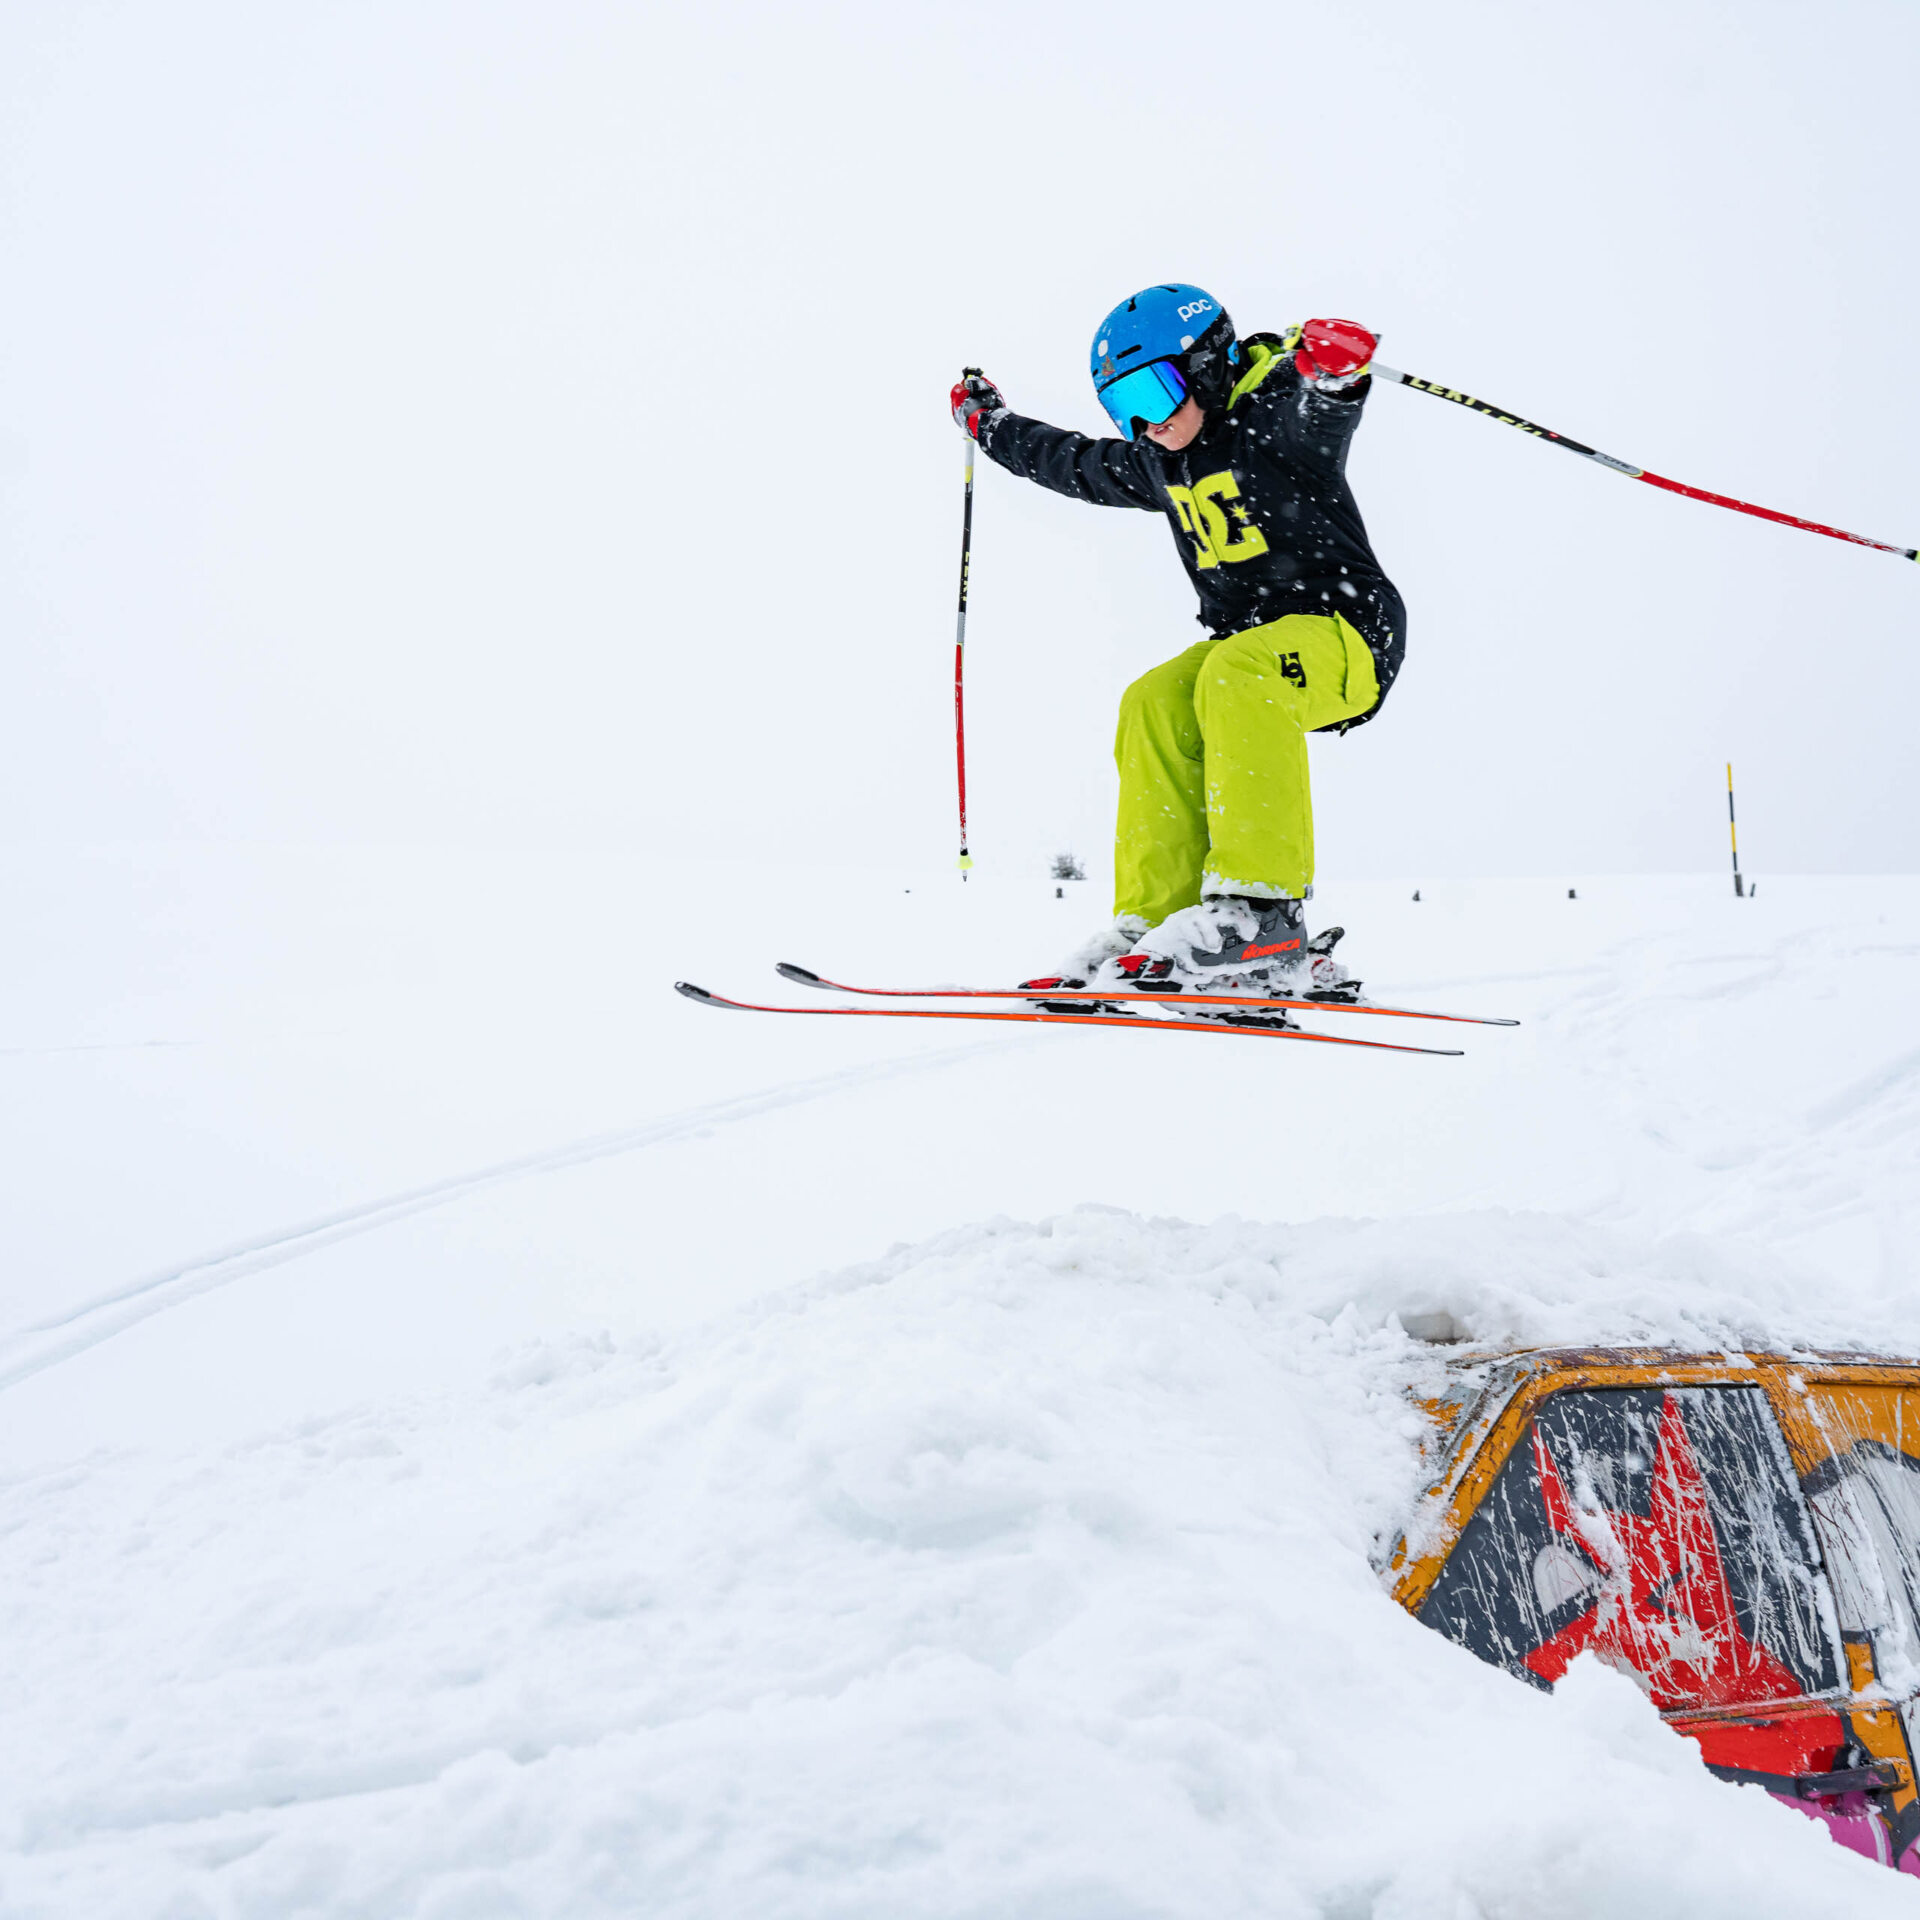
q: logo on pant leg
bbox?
[1279,651,1307,688]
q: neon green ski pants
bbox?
[1113,612,1380,925]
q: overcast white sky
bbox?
[3,0,1915,881]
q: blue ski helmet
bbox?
[1090,283,1239,437]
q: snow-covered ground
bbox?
[4,847,1920,1916]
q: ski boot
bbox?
[1120,895,1309,990]
[1115,897,1363,1003]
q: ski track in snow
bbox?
[0,1039,197,1058]
[1806,1047,1920,1131]
[1526,917,1916,1241]
[0,1039,1005,1395]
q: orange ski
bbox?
[773,963,1517,1028]
[675,983,1464,1056]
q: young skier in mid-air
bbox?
[687,275,1890,1039]
[952,283,1403,1000]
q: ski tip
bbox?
[674,980,723,1006]
[774,962,824,987]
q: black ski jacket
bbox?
[980,335,1405,724]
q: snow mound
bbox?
[5,1207,1913,1917]
[1272,1207,1920,1359]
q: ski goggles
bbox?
[1096,357,1188,438]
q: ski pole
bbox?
[1727,762,1745,898]
[1371,364,1918,564]
[954,380,978,879]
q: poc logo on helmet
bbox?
[1177,300,1213,322]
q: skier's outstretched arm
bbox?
[1234,320,1380,478]
[952,370,1159,512]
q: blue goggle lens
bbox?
[1097,358,1188,437]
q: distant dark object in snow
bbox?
[1568,888,1578,900]
[1412,889,1421,902]
[1051,852,1087,882]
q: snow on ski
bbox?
[674,983,1466,1056]
[772,963,1519,1028]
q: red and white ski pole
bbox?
[953,383,978,879]
[1372,363,1918,564]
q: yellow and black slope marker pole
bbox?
[953,382,978,880]
[1727,763,1745,898]
[1371,364,1919,564]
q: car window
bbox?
[1421,1385,1842,1708]
[1807,1436,1920,1698]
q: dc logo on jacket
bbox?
[1164,471,1270,570]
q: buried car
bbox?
[1385,1349,1920,1876]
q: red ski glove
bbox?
[1294,318,1376,390]
[951,368,1006,440]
